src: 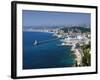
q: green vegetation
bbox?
[61,26,90,33]
[81,42,91,66]
[70,51,76,58]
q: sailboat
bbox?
[33,40,38,45]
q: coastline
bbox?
[72,48,82,66]
[24,30,84,67]
[23,31,75,69]
[23,30,55,34]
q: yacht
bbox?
[33,40,38,45]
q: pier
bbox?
[32,37,64,46]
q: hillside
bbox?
[60,26,90,33]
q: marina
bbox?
[31,29,90,66]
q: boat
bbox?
[33,40,38,45]
[57,34,62,38]
[61,42,70,46]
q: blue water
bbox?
[23,32,75,69]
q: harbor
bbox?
[23,10,91,69]
[32,27,90,66]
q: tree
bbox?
[81,43,91,66]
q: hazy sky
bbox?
[22,10,91,27]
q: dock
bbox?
[32,37,64,46]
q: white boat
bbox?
[33,40,38,45]
[57,35,62,38]
[61,43,66,46]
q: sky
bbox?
[22,10,91,27]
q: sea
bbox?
[23,31,75,69]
